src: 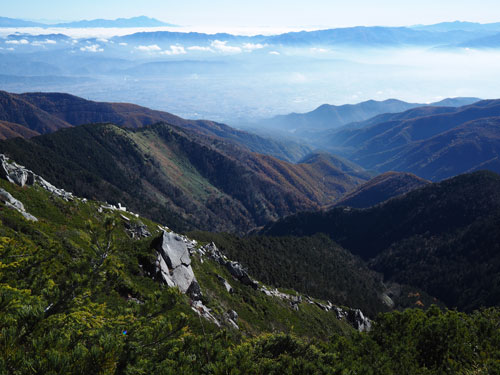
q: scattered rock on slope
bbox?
[0,188,37,221]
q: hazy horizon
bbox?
[3,0,500,29]
[2,3,500,123]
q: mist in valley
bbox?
[2,27,500,127]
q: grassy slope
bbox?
[0,177,352,339]
[2,166,500,374]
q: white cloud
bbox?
[32,39,57,46]
[210,40,241,53]
[97,38,109,43]
[6,39,29,45]
[160,45,187,55]
[187,45,214,52]
[119,42,128,46]
[269,51,280,55]
[71,40,78,44]
[242,43,267,51]
[80,44,104,53]
[135,44,161,52]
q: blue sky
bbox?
[3,0,500,27]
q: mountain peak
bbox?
[0,16,176,28]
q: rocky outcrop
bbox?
[150,231,219,325]
[121,215,151,239]
[35,175,74,201]
[0,157,31,186]
[347,309,372,332]
[203,242,258,289]
[191,300,220,327]
[0,188,37,221]
[261,286,302,311]
[198,241,373,331]
[225,261,259,289]
[0,154,74,201]
[154,231,200,297]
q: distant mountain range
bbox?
[412,21,500,33]
[0,17,46,27]
[261,170,500,311]
[3,90,499,184]
[458,32,500,48]
[3,19,500,50]
[256,97,481,132]
[113,24,500,48]
[117,26,480,46]
[0,16,175,28]
[317,99,500,181]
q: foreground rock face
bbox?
[154,231,201,298]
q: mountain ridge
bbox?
[0,122,366,233]
[331,171,430,208]
[0,16,175,28]
[254,97,481,134]
[0,90,312,162]
[312,99,500,180]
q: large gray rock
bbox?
[156,252,176,288]
[171,265,195,294]
[154,231,200,297]
[157,232,191,269]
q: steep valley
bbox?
[0,122,366,233]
